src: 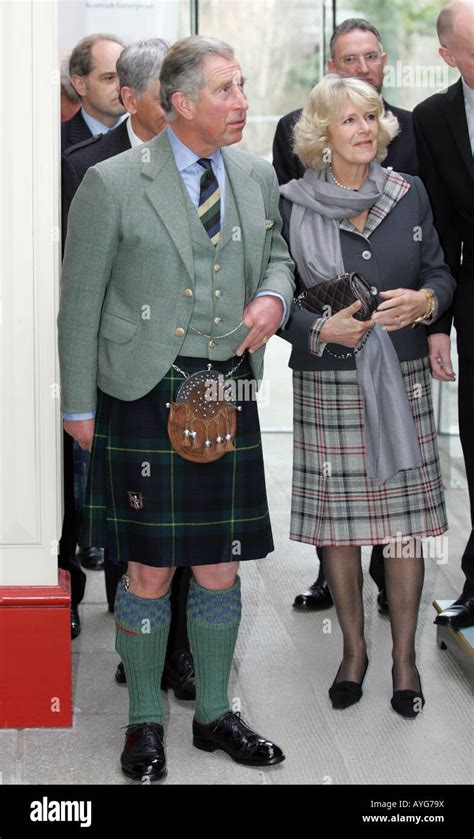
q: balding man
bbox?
[62,33,126,150]
[414,0,474,628]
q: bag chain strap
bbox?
[324,326,374,360]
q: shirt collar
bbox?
[166,125,223,173]
[126,115,144,148]
[462,77,474,107]
[81,108,126,137]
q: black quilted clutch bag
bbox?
[295,271,379,321]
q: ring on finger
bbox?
[262,335,269,344]
[396,316,402,327]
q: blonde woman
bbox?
[280,75,455,717]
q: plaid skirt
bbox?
[291,357,448,546]
[80,357,273,567]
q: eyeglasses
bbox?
[339,52,386,67]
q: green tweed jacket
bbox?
[58,131,295,414]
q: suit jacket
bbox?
[413,78,474,354]
[272,100,419,186]
[58,130,295,413]
[61,119,131,247]
[61,110,93,151]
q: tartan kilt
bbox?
[80,356,273,567]
[291,356,448,546]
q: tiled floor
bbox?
[1,420,472,785]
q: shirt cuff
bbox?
[63,412,96,420]
[254,291,288,326]
[308,317,328,357]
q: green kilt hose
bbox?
[291,356,448,546]
[80,356,274,567]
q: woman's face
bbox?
[327,96,379,169]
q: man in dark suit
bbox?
[273,18,419,614]
[61,33,126,150]
[60,34,128,592]
[273,18,418,187]
[414,0,474,628]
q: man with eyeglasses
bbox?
[273,17,418,615]
[274,18,418,185]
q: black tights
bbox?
[323,544,424,691]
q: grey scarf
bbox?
[280,162,422,484]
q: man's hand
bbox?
[64,418,95,451]
[235,295,284,356]
[428,333,456,381]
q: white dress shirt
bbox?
[462,77,474,155]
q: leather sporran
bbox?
[295,271,379,321]
[167,368,237,464]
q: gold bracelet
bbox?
[412,290,435,328]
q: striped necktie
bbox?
[197,157,221,246]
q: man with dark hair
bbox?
[273,17,419,614]
[61,33,126,150]
[414,0,474,628]
[59,35,294,780]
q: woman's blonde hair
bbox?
[293,74,399,171]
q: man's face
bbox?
[127,79,167,141]
[439,6,474,88]
[186,55,248,151]
[72,40,126,121]
[328,29,387,94]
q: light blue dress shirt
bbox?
[80,108,127,137]
[64,126,287,420]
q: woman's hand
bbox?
[319,300,373,347]
[371,289,430,331]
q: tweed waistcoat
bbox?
[179,175,250,361]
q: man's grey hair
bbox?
[69,33,125,79]
[329,18,384,59]
[117,38,169,101]
[437,5,455,43]
[160,35,235,120]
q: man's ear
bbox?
[120,86,136,114]
[70,74,86,98]
[327,58,335,73]
[171,90,195,121]
[439,45,458,69]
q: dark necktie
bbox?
[197,157,221,246]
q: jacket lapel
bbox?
[222,148,266,289]
[445,79,474,180]
[141,132,195,283]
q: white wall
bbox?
[0,0,62,585]
[59,0,183,49]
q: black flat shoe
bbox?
[71,605,81,639]
[115,661,127,685]
[78,546,105,571]
[434,596,474,628]
[293,580,333,611]
[193,711,285,766]
[161,649,195,700]
[121,722,167,781]
[391,667,425,718]
[329,655,369,709]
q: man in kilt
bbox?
[58,35,295,781]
